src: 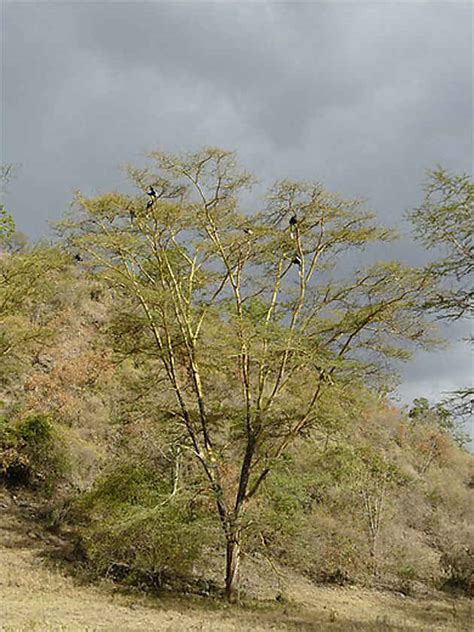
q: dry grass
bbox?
[0,489,471,631]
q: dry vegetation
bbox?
[1,488,472,631]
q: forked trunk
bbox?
[225,536,241,603]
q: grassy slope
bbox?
[1,489,471,632]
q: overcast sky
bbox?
[2,1,472,425]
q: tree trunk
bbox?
[225,536,241,604]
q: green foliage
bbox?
[0,244,70,383]
[408,168,473,420]
[72,459,219,582]
[0,163,20,245]
[58,146,435,512]
[0,413,70,492]
[245,440,374,583]
[408,168,473,320]
[57,147,442,600]
[0,205,15,243]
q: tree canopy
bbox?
[408,167,473,320]
[58,147,437,601]
[408,168,473,420]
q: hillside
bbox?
[1,156,472,627]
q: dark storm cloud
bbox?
[2,1,472,415]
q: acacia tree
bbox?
[408,168,473,320]
[408,168,473,418]
[60,148,434,602]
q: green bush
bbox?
[0,413,69,492]
[71,460,219,589]
[397,564,417,595]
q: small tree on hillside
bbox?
[60,148,435,602]
[409,397,470,451]
[355,449,398,567]
[0,206,15,245]
[0,163,19,246]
